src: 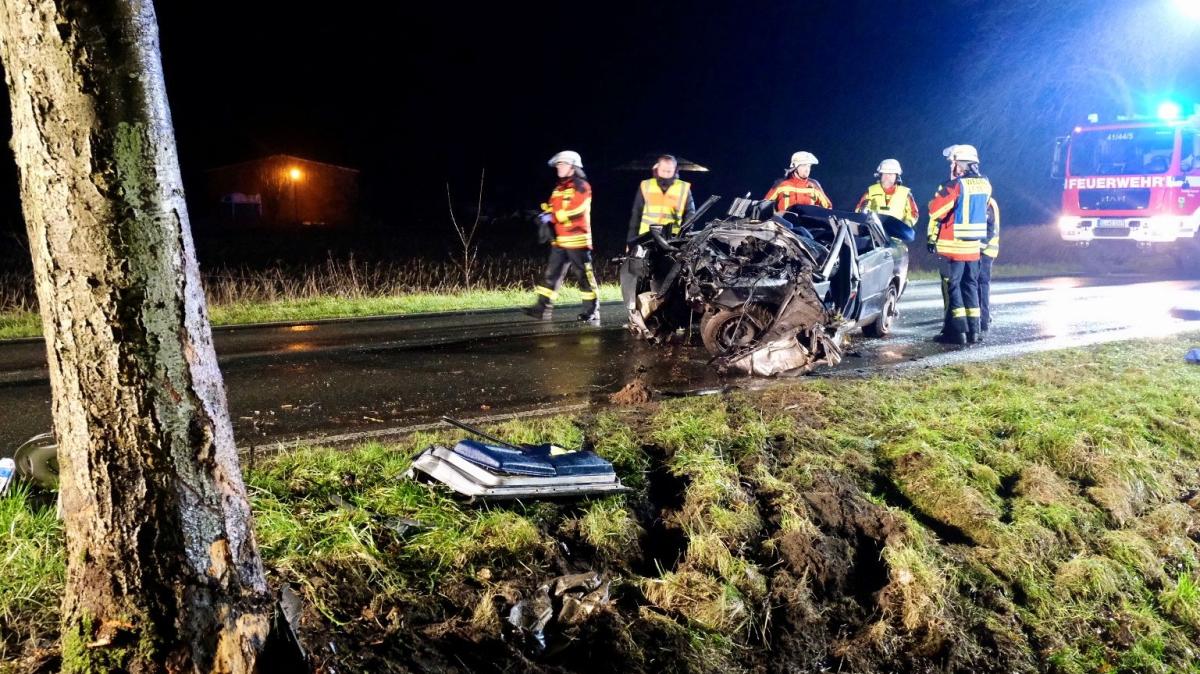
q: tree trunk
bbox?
[0,2,271,672]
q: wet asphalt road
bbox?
[1,275,1199,453]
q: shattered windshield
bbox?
[1069,127,1177,176]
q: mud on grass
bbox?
[4,334,1200,673]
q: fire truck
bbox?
[1053,104,1200,258]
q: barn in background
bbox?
[202,154,360,227]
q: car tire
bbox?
[13,432,59,490]
[700,304,774,356]
[862,284,898,338]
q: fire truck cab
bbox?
[1054,108,1200,248]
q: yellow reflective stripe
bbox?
[966,308,982,317]
[556,234,591,243]
[928,201,954,222]
[984,197,1001,257]
[936,239,981,254]
[559,196,591,219]
[535,286,557,299]
[953,222,988,239]
[580,292,597,300]
[952,308,968,318]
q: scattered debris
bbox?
[408,417,627,500]
[261,584,310,671]
[328,494,426,536]
[1186,347,1200,364]
[0,457,15,496]
[505,572,612,652]
[610,378,652,405]
[506,585,554,651]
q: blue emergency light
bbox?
[1158,101,1183,121]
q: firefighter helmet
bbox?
[876,158,903,175]
[788,151,819,169]
[943,144,980,163]
[548,150,583,168]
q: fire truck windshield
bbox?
[1069,127,1176,176]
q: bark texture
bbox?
[0,1,271,671]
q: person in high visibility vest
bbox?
[765,151,832,212]
[626,154,695,246]
[979,196,1000,334]
[524,150,602,326]
[927,144,995,345]
[855,158,919,226]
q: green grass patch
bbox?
[0,283,623,340]
[0,485,63,661]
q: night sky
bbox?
[2,0,1199,254]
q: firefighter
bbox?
[979,196,1001,334]
[524,150,601,326]
[765,151,832,212]
[627,154,695,246]
[927,144,995,345]
[855,158,919,226]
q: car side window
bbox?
[867,220,888,247]
[1185,132,1199,174]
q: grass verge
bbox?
[3,333,1199,673]
[0,283,623,341]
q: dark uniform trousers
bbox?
[940,257,981,337]
[535,247,600,315]
[978,255,994,332]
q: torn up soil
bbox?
[266,443,1029,674]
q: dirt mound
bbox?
[609,378,652,405]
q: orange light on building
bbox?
[288,167,302,181]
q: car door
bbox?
[854,220,893,320]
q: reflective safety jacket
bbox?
[541,177,593,249]
[634,178,693,236]
[764,176,832,211]
[982,197,1000,258]
[927,175,995,261]
[855,183,919,226]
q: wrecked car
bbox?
[621,199,912,376]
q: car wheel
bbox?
[13,432,59,490]
[862,284,898,338]
[700,304,774,356]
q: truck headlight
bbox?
[1058,216,1081,232]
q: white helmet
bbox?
[788,151,819,169]
[548,150,583,168]
[943,144,980,163]
[876,158,903,175]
